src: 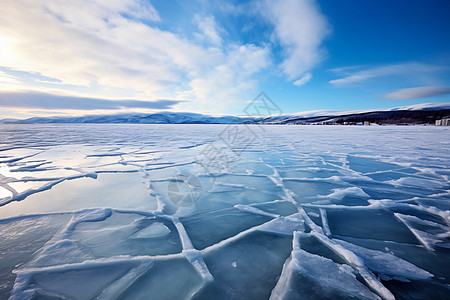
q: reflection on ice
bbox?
[0,124,449,299]
[0,173,156,219]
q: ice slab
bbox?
[0,186,13,199]
[257,213,305,236]
[311,231,395,300]
[334,239,433,280]
[130,222,171,238]
[23,264,132,299]
[251,200,299,216]
[320,186,370,200]
[347,156,402,174]
[283,179,345,201]
[118,258,205,300]
[270,248,380,300]
[73,212,182,257]
[331,235,450,283]
[0,173,156,218]
[181,208,272,250]
[394,213,449,251]
[326,209,419,244]
[0,214,71,299]
[196,231,292,300]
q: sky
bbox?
[0,0,450,119]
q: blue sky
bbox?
[0,0,449,118]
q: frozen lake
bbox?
[0,124,449,299]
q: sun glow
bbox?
[0,34,14,62]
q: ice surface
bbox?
[319,186,370,200]
[73,213,182,257]
[270,247,380,300]
[323,208,420,244]
[394,213,449,251]
[130,222,171,238]
[311,231,396,300]
[198,231,292,300]
[333,239,433,281]
[234,204,280,218]
[0,214,71,298]
[180,207,273,250]
[319,208,331,236]
[0,124,449,299]
[257,213,305,236]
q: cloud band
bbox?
[384,86,450,100]
[0,91,180,110]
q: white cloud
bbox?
[384,86,450,100]
[0,0,334,115]
[0,0,270,114]
[0,71,19,84]
[293,72,312,86]
[1,0,185,91]
[194,15,223,46]
[263,0,330,84]
[329,63,445,86]
[177,44,271,113]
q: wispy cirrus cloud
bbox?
[329,62,446,86]
[293,73,312,86]
[384,86,450,100]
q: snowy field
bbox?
[0,124,449,299]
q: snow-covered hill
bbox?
[0,112,255,124]
[1,103,449,124]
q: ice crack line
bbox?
[124,158,214,283]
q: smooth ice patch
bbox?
[131,222,171,238]
[0,173,156,218]
[0,186,12,199]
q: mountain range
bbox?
[1,103,449,125]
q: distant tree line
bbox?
[334,110,450,125]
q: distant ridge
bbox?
[265,108,450,125]
[1,103,449,125]
[0,112,254,124]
